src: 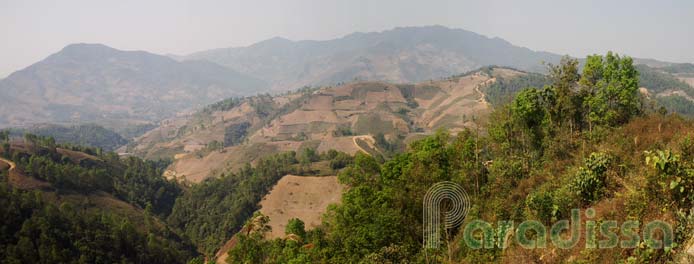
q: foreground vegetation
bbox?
[1,52,693,263]
[223,53,694,263]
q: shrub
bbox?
[571,152,611,204]
[526,190,555,224]
[571,167,604,204]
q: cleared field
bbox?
[259,175,344,239]
[128,69,509,183]
[167,143,279,183]
[679,77,694,87]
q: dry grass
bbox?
[132,69,503,183]
[259,175,344,239]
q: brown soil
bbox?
[259,175,344,239]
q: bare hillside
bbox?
[127,67,526,182]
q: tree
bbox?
[511,87,547,152]
[285,218,306,240]
[512,88,546,129]
[244,212,272,236]
[546,56,580,127]
[224,122,250,147]
[0,130,9,142]
[579,55,605,132]
[582,52,640,127]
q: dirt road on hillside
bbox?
[0,157,16,171]
[352,135,378,155]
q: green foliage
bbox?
[203,97,243,113]
[660,63,694,75]
[167,152,304,256]
[19,124,128,151]
[0,183,196,263]
[224,122,250,147]
[571,167,604,204]
[227,224,315,263]
[645,150,694,207]
[583,52,641,127]
[328,150,353,170]
[374,132,400,155]
[115,157,181,216]
[482,72,551,106]
[11,139,180,216]
[285,218,306,239]
[525,190,555,224]
[211,61,686,263]
[637,64,694,95]
[571,152,611,204]
[337,152,382,187]
[656,95,694,117]
[511,87,547,129]
[13,137,181,215]
[0,130,9,142]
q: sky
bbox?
[1,0,693,78]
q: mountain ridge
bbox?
[178,25,689,90]
[179,25,563,90]
[0,43,269,129]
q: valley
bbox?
[1,21,694,263]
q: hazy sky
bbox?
[2,0,693,77]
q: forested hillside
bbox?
[10,124,129,151]
[0,134,197,263]
[219,53,694,263]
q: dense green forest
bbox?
[0,135,197,263]
[222,53,694,263]
[9,134,180,216]
[10,124,128,151]
[656,95,694,117]
[0,182,196,263]
[481,68,551,106]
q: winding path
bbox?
[352,135,378,156]
[0,157,16,171]
[1,156,50,190]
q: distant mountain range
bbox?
[1,25,691,129]
[0,44,268,128]
[181,25,563,90]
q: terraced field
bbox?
[128,67,523,182]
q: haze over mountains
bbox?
[0,43,267,128]
[182,26,563,90]
[3,19,694,263]
[1,25,692,130]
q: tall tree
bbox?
[546,56,580,127]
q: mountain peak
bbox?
[50,43,124,62]
[254,36,293,47]
[60,43,118,54]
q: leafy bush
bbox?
[571,152,611,204]
[645,150,694,207]
[526,190,555,224]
